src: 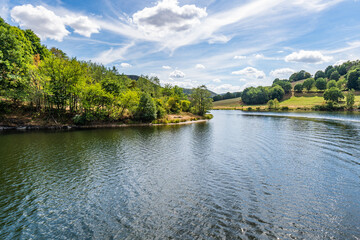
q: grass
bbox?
[212,93,360,111]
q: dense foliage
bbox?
[0,18,212,123]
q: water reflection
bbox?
[1,111,360,239]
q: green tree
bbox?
[314,70,326,80]
[327,80,337,89]
[303,78,315,91]
[190,85,213,116]
[269,85,285,100]
[346,69,360,90]
[273,80,292,93]
[325,65,335,78]
[346,89,355,109]
[330,70,340,81]
[167,97,181,113]
[135,93,157,122]
[336,79,346,90]
[294,83,303,93]
[118,90,140,118]
[315,78,327,90]
[241,86,269,104]
[0,24,34,101]
[324,87,344,103]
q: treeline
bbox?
[213,92,242,102]
[241,60,360,105]
[0,17,212,123]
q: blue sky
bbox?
[1,0,360,93]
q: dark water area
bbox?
[1,110,360,239]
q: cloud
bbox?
[120,63,132,68]
[162,65,172,69]
[10,4,99,41]
[208,35,231,44]
[195,64,206,69]
[63,15,100,37]
[270,68,295,78]
[169,70,185,78]
[285,50,332,63]
[132,0,207,35]
[232,67,266,79]
[210,84,242,94]
[92,42,134,65]
[333,59,347,66]
[0,0,9,20]
[213,78,221,83]
[254,54,265,59]
[234,55,246,60]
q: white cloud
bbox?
[10,4,99,41]
[333,59,347,66]
[120,63,132,68]
[270,68,295,78]
[11,5,69,41]
[234,55,246,59]
[169,70,185,78]
[92,42,134,65]
[232,67,266,79]
[0,0,9,20]
[195,64,206,69]
[210,84,242,94]
[254,54,265,59]
[208,35,231,44]
[285,50,332,63]
[132,0,207,36]
[213,78,221,83]
[293,0,345,11]
[63,15,100,37]
[162,65,172,69]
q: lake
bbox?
[1,110,360,239]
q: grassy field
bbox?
[213,93,360,110]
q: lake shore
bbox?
[0,118,209,131]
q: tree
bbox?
[330,70,340,81]
[327,80,337,89]
[336,79,346,90]
[294,83,303,93]
[325,65,335,78]
[267,99,279,110]
[314,70,326,80]
[324,87,344,103]
[337,65,347,75]
[303,78,315,91]
[190,85,213,116]
[118,90,140,117]
[167,97,181,113]
[346,89,355,109]
[241,86,269,105]
[273,80,292,93]
[315,78,327,90]
[135,93,157,122]
[289,70,311,82]
[347,69,360,90]
[269,85,285,101]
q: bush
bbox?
[281,106,289,111]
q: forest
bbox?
[240,60,360,110]
[0,17,213,125]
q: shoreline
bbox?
[0,119,209,132]
[212,107,360,113]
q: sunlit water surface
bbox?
[1,110,360,239]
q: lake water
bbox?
[1,110,360,239]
